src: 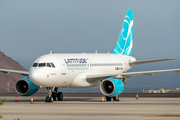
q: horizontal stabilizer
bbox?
[129,58,175,65]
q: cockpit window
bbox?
[32,63,38,67]
[38,63,46,67]
[32,62,55,68]
[50,63,55,68]
[47,63,51,67]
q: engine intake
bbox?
[16,80,29,94]
[15,78,39,96]
[100,78,124,97]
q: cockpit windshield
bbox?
[32,63,38,67]
[47,63,51,67]
[50,63,55,68]
[38,63,46,67]
[32,62,55,68]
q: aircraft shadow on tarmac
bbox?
[7,98,101,103]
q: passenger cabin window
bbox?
[32,63,38,67]
[38,63,46,67]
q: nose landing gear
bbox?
[45,87,53,102]
[45,87,63,102]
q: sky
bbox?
[1,0,180,92]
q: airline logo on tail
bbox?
[112,9,134,55]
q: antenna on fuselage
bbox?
[50,50,52,54]
[95,50,97,54]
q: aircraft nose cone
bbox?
[29,70,42,86]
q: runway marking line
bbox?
[148,115,180,117]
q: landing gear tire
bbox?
[57,92,63,101]
[52,92,56,101]
[113,95,119,101]
[46,96,53,102]
[106,96,111,101]
[46,87,63,102]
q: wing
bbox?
[86,74,115,83]
[129,58,175,65]
[119,69,180,77]
[86,69,180,83]
[0,69,29,76]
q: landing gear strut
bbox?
[45,87,53,102]
[45,87,63,102]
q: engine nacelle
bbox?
[100,78,124,97]
[15,78,39,96]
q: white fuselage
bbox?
[29,53,136,88]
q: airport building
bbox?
[142,88,180,93]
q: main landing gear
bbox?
[45,87,63,102]
[106,95,119,101]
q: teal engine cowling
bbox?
[100,78,124,97]
[15,78,39,96]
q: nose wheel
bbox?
[46,96,53,102]
[46,87,63,102]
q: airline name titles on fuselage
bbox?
[64,58,88,64]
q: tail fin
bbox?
[112,9,134,55]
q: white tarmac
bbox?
[0,96,180,120]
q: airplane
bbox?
[0,9,180,102]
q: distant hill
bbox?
[0,51,27,92]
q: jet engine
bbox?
[100,78,124,97]
[15,78,39,96]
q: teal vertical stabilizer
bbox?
[112,9,134,55]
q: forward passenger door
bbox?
[57,57,66,75]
